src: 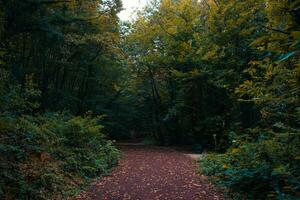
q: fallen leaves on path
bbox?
[76,146,223,200]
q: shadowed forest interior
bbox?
[0,0,299,199]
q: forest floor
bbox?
[75,144,223,200]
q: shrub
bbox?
[199,131,300,199]
[0,112,120,200]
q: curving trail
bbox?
[76,145,223,200]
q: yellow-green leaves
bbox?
[235,80,263,102]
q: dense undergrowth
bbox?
[200,131,300,199]
[0,112,120,199]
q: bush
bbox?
[199,131,300,199]
[199,153,228,176]
[0,112,120,200]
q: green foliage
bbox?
[200,131,300,199]
[123,0,239,147]
[199,153,228,176]
[199,0,300,199]
[0,1,124,197]
[0,0,125,119]
[1,0,299,199]
[124,0,300,198]
[0,69,41,115]
[0,113,120,200]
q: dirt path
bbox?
[76,146,223,200]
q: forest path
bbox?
[76,145,223,200]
